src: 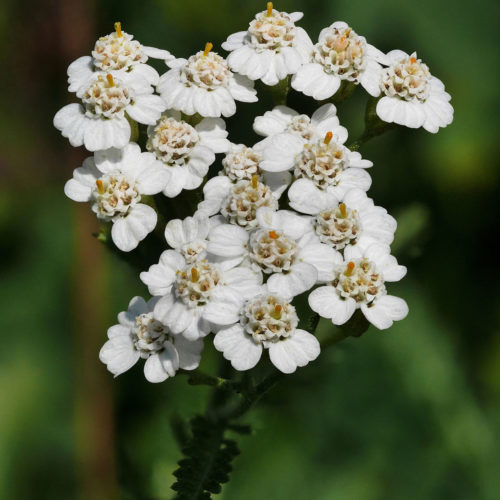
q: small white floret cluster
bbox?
[54,6,452,382]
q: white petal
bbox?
[223,266,263,299]
[222,31,248,51]
[298,243,341,282]
[267,262,317,297]
[213,325,263,371]
[153,293,194,334]
[202,287,245,326]
[292,64,341,100]
[253,105,298,137]
[99,336,139,377]
[142,46,174,62]
[361,295,409,330]
[127,94,166,125]
[196,118,230,153]
[140,250,185,296]
[207,224,248,257]
[163,165,188,198]
[143,345,179,383]
[53,103,88,148]
[228,73,258,103]
[136,162,169,195]
[288,178,335,215]
[111,204,157,252]
[268,329,320,374]
[174,336,203,370]
[260,133,303,172]
[309,286,356,325]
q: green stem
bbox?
[268,76,291,106]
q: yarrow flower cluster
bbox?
[55,7,453,382]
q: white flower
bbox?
[261,130,372,207]
[376,50,454,132]
[253,103,347,150]
[64,143,168,251]
[196,172,290,230]
[213,287,320,373]
[291,21,388,100]
[207,207,340,298]
[157,43,257,118]
[222,3,313,86]
[146,111,230,197]
[165,215,210,264]
[309,243,408,330]
[304,188,397,251]
[54,72,166,151]
[140,253,263,340]
[99,296,203,383]
[67,22,174,93]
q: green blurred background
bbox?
[1,0,499,498]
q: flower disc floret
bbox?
[92,30,146,71]
[82,75,131,118]
[147,116,200,164]
[175,262,222,308]
[314,203,361,250]
[221,178,278,228]
[91,173,141,221]
[249,229,298,273]
[295,137,348,190]
[132,312,171,358]
[284,114,315,140]
[380,54,430,103]
[248,8,296,51]
[242,294,298,344]
[334,258,385,304]
[181,50,232,90]
[222,146,261,181]
[312,26,366,80]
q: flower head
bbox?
[207,208,339,298]
[376,50,453,132]
[54,72,166,151]
[140,251,263,340]
[292,21,387,100]
[67,22,174,93]
[157,43,257,118]
[213,287,320,373]
[99,296,203,383]
[222,3,313,86]
[309,243,408,329]
[146,111,230,197]
[64,143,168,251]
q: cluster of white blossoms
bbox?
[55,6,453,382]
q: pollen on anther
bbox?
[410,57,417,64]
[251,174,259,189]
[324,131,333,145]
[106,74,115,86]
[339,203,347,218]
[203,42,213,57]
[191,268,199,282]
[114,22,123,37]
[345,261,355,276]
[96,179,104,194]
[267,2,273,16]
[268,230,279,239]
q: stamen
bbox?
[203,42,213,57]
[106,74,115,86]
[267,2,273,16]
[191,268,199,282]
[339,203,347,218]
[345,261,355,276]
[96,179,104,194]
[268,230,279,239]
[324,131,333,145]
[344,28,351,37]
[271,304,282,320]
[114,22,122,37]
[251,174,259,189]
[410,56,417,64]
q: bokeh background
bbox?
[1,0,499,498]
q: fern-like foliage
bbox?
[171,415,240,500]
